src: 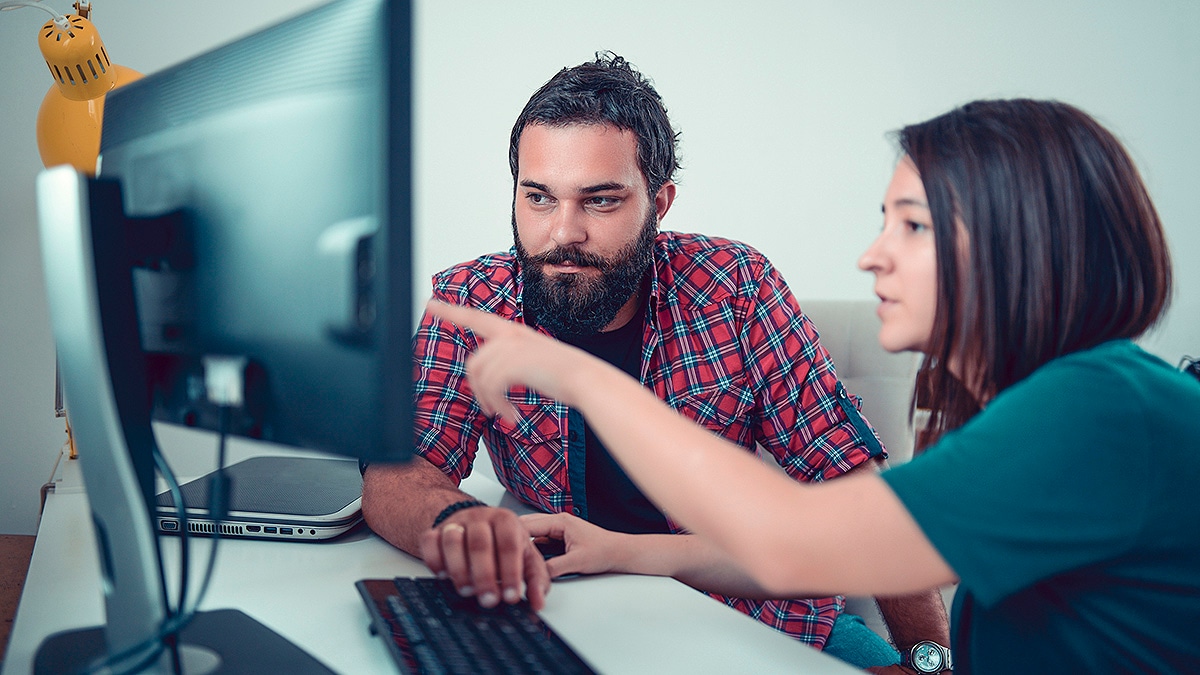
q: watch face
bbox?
[912,642,945,672]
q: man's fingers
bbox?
[491,515,531,606]
[419,528,446,575]
[438,522,473,594]
[522,541,552,612]
[424,507,546,611]
[465,520,500,607]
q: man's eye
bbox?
[527,193,551,205]
[588,196,619,208]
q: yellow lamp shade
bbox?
[34,13,141,174]
[36,63,141,174]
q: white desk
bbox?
[4,435,860,674]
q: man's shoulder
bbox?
[658,231,769,268]
[655,231,777,306]
[431,250,520,313]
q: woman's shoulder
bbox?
[981,339,1200,453]
[1020,340,1192,402]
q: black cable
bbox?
[154,444,189,674]
[1180,355,1200,382]
[78,447,187,674]
[186,406,231,615]
[155,447,190,631]
[78,410,234,675]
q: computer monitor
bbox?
[34,0,412,671]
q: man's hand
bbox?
[418,504,552,611]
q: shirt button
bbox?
[571,506,582,516]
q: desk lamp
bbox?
[2,0,141,457]
[27,1,143,173]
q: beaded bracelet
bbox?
[431,499,487,528]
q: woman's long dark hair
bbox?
[901,99,1173,448]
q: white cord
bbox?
[0,1,69,28]
[203,355,249,407]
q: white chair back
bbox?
[798,300,919,464]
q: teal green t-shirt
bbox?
[883,340,1200,673]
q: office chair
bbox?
[799,299,920,465]
[798,300,945,643]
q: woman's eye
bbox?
[906,219,930,233]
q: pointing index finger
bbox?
[425,299,508,338]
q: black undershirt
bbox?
[560,301,671,535]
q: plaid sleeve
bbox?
[703,593,842,650]
[411,286,489,484]
[742,260,883,482]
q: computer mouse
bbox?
[533,537,566,560]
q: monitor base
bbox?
[33,608,334,674]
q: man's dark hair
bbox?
[509,51,681,197]
[901,99,1173,447]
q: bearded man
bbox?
[361,53,950,672]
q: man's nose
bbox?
[549,206,587,247]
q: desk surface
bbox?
[4,437,860,674]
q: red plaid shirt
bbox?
[414,231,885,649]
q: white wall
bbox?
[2,0,1197,535]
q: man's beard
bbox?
[516,207,658,337]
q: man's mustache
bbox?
[527,247,612,271]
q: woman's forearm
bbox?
[564,358,954,597]
[612,532,780,598]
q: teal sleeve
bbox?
[881,350,1155,607]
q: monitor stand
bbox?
[35,167,333,674]
[34,610,333,675]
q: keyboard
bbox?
[356,576,597,674]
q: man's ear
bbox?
[654,180,677,222]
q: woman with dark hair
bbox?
[424,99,1200,673]
[897,99,1174,450]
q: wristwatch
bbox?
[900,640,953,673]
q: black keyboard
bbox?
[356,577,597,675]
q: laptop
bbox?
[154,456,363,541]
